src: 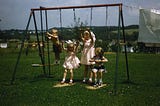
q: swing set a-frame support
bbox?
[11,3,130,95]
[11,9,50,85]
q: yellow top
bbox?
[47,29,60,45]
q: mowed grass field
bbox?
[0,48,160,106]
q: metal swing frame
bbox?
[11,3,130,94]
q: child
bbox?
[46,29,61,64]
[61,40,80,84]
[89,47,108,86]
[80,29,96,83]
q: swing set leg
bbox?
[10,12,33,85]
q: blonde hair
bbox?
[52,29,58,32]
[95,47,104,57]
[84,30,90,35]
[67,43,75,52]
[52,29,58,36]
[83,30,91,39]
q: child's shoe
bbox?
[69,80,73,84]
[61,79,65,84]
[82,78,86,83]
[88,78,92,83]
[93,82,98,87]
[98,81,103,86]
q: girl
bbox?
[61,40,80,84]
[89,47,108,86]
[80,29,96,83]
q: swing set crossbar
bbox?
[31,3,122,11]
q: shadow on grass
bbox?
[28,74,57,83]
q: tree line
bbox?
[0,25,139,52]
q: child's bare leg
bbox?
[89,71,93,83]
[55,52,60,64]
[61,69,67,83]
[88,65,93,83]
[69,69,73,83]
[93,72,97,83]
[98,70,103,85]
[83,65,88,82]
[92,68,97,86]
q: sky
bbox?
[0,0,160,30]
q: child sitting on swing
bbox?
[89,47,108,86]
[61,40,80,84]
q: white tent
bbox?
[138,9,160,46]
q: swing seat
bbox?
[32,64,55,67]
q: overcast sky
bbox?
[0,0,160,30]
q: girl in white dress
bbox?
[80,29,96,83]
[61,41,80,84]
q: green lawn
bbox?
[0,48,160,106]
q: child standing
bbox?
[46,29,62,64]
[89,47,108,86]
[80,29,96,83]
[61,41,80,84]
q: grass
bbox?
[0,48,160,106]
[112,29,138,35]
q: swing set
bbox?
[11,3,130,94]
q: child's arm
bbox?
[89,56,97,62]
[46,32,52,37]
[79,29,84,41]
[88,30,95,46]
[93,57,108,63]
[46,32,52,39]
[89,58,95,62]
[62,41,67,51]
[81,33,85,42]
[46,32,58,39]
[89,31,94,44]
[74,41,79,53]
[101,57,108,62]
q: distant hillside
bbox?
[125,25,139,29]
[55,25,139,41]
[0,25,139,41]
